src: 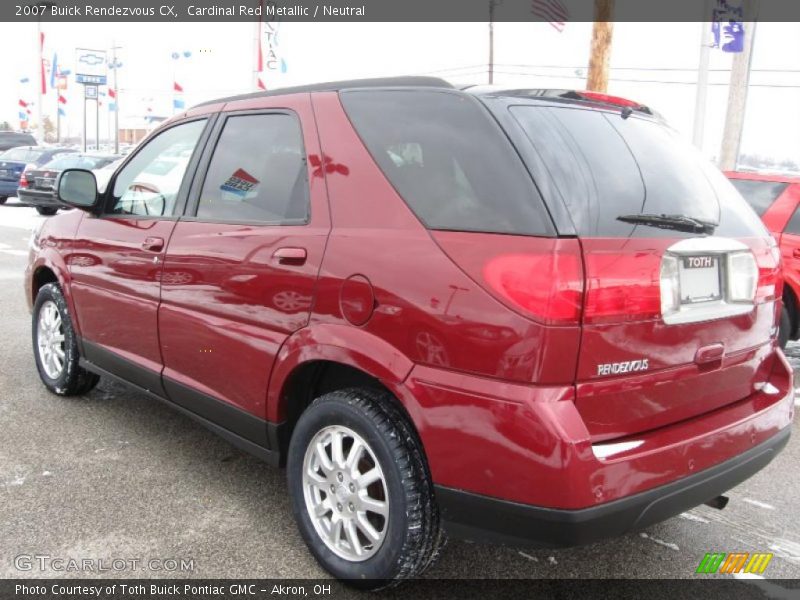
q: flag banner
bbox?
[58,107,66,117]
[18,111,27,120]
[50,52,59,89]
[58,95,67,104]
[19,77,29,83]
[712,0,745,52]
[40,31,46,94]
[108,88,116,99]
[173,98,185,109]
[173,82,184,93]
[531,0,569,31]
[18,99,28,107]
[109,102,116,112]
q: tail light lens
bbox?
[482,249,584,325]
[754,240,782,303]
[18,171,29,188]
[659,255,680,316]
[727,251,759,303]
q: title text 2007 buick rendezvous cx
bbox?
[26,77,793,587]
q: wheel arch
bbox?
[267,324,424,457]
[783,283,800,339]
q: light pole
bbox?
[33,2,56,142]
[109,44,123,154]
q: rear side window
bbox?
[510,105,767,239]
[196,113,309,224]
[340,90,553,236]
[729,179,789,216]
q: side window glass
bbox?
[196,114,309,224]
[109,120,206,217]
[784,203,800,235]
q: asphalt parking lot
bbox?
[0,201,798,586]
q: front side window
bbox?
[196,114,309,224]
[109,119,206,217]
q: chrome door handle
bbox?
[142,237,165,252]
[273,247,307,265]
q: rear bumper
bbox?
[437,425,790,547]
[17,189,58,207]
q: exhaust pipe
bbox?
[704,495,729,510]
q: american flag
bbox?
[531,0,569,32]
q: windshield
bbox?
[509,105,767,238]
[0,148,43,162]
[43,155,116,170]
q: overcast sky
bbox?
[3,21,799,163]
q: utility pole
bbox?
[488,0,499,84]
[692,0,715,150]
[586,0,615,92]
[719,4,759,171]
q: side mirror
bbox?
[57,169,98,210]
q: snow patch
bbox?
[769,539,800,564]
[743,498,775,510]
[679,512,710,524]
[547,556,558,565]
[518,551,538,562]
[640,532,680,551]
[42,471,52,477]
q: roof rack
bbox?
[193,76,453,108]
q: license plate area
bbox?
[679,255,721,305]
[36,178,55,190]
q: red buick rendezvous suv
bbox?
[26,78,793,586]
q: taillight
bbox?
[754,239,782,303]
[18,171,28,188]
[432,232,584,326]
[482,247,584,325]
[584,249,662,324]
[726,251,759,303]
[576,91,642,108]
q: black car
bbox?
[0,146,78,204]
[18,153,119,215]
[0,131,36,152]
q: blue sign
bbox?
[76,74,107,85]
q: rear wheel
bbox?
[287,388,443,588]
[0,197,7,205]
[36,207,58,216]
[32,283,99,395]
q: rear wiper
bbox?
[617,213,718,234]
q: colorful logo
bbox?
[220,168,259,199]
[696,552,773,575]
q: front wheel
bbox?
[287,388,443,588]
[36,207,58,216]
[32,283,99,395]
[0,197,7,205]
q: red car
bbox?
[26,78,793,587]
[726,171,800,347]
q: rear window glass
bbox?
[728,179,788,216]
[509,105,767,238]
[1,148,42,162]
[44,155,115,170]
[341,90,553,236]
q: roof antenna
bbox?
[621,106,633,119]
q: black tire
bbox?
[36,207,58,216]
[287,388,444,588]
[0,197,7,204]
[32,282,99,396]
[779,306,791,349]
